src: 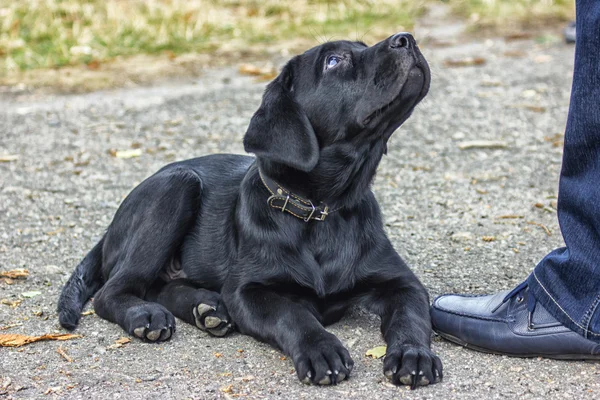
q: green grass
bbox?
[0,0,575,75]
[446,0,574,31]
[0,0,423,74]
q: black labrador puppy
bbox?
[58,33,442,388]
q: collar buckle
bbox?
[303,201,317,222]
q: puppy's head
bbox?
[244,33,430,172]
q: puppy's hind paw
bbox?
[193,302,233,337]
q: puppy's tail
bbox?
[58,236,105,330]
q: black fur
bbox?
[58,34,442,388]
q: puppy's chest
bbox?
[305,221,364,294]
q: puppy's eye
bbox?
[325,55,342,70]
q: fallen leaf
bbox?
[214,352,224,358]
[44,386,61,395]
[0,333,82,347]
[0,155,18,162]
[57,345,73,362]
[443,57,486,67]
[544,133,564,148]
[238,63,277,81]
[220,384,234,393]
[365,345,387,359]
[86,60,101,70]
[107,337,131,349]
[21,291,42,298]
[458,140,508,150]
[480,79,502,87]
[482,236,496,242]
[504,32,532,41]
[109,149,142,159]
[81,310,95,316]
[0,269,29,279]
[1,299,22,307]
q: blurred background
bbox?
[0,0,574,92]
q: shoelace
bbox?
[491,281,538,330]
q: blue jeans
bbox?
[527,0,600,343]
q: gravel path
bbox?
[1,33,598,399]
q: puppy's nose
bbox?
[389,32,414,49]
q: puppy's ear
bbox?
[244,60,319,172]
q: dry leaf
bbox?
[480,79,502,87]
[238,63,277,81]
[0,333,82,347]
[482,236,496,242]
[81,310,95,316]
[443,57,486,67]
[109,149,142,159]
[0,269,29,279]
[107,337,131,349]
[504,32,532,41]
[0,155,18,162]
[365,345,387,359]
[1,299,22,308]
[220,384,234,393]
[458,140,508,150]
[214,352,224,358]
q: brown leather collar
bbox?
[258,168,335,222]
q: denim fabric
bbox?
[527,0,600,342]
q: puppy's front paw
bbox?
[383,344,442,389]
[125,303,175,342]
[293,333,354,385]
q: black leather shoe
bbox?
[431,282,600,360]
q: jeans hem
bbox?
[528,269,600,343]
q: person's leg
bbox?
[430,0,600,357]
[527,0,600,342]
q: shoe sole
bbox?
[436,331,600,361]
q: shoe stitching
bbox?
[533,269,600,338]
[432,303,508,323]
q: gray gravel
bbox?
[1,34,599,399]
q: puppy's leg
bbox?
[360,248,442,389]
[223,283,354,385]
[93,168,201,342]
[150,279,233,337]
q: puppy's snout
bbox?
[389,32,414,50]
